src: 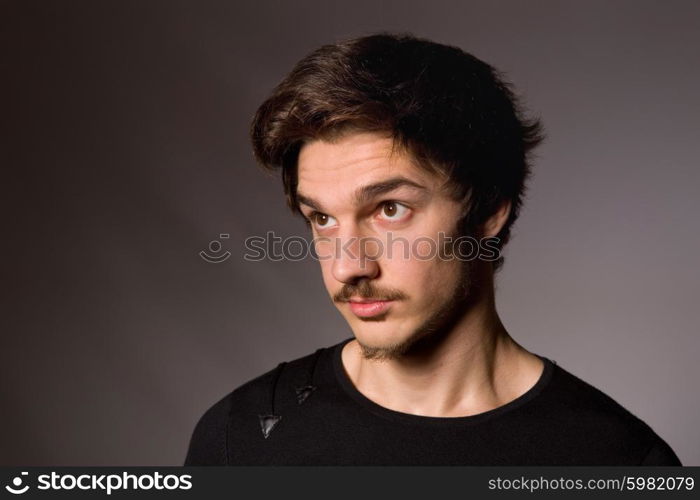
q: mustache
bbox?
[334,280,408,303]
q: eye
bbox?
[310,212,338,229]
[378,201,409,221]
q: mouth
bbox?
[346,299,394,318]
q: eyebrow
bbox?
[296,177,428,212]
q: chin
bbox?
[351,324,419,361]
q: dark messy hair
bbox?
[250,32,544,272]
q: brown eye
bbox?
[310,212,337,229]
[379,201,408,221]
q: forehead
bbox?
[297,132,444,208]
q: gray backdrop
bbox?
[2,0,698,465]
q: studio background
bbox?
[2,0,698,465]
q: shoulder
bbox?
[539,360,681,465]
[183,343,334,465]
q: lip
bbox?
[347,300,394,318]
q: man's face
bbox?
[297,131,481,360]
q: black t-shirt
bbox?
[184,337,681,465]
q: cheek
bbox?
[318,259,335,291]
[403,256,461,307]
[382,256,444,298]
[313,237,335,260]
[312,239,334,281]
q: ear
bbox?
[480,200,512,239]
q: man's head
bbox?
[250,33,543,359]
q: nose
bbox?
[330,225,380,285]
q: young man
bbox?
[185,33,681,465]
